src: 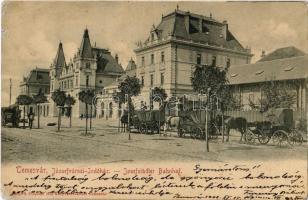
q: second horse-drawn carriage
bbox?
[244,108,303,146]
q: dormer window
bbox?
[255,70,264,75]
[151,32,155,41]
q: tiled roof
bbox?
[79,29,93,59]
[228,55,308,85]
[93,48,124,74]
[126,58,136,71]
[258,46,305,62]
[53,42,66,68]
[152,9,246,52]
[23,68,50,84]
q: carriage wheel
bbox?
[256,129,271,145]
[139,124,147,134]
[272,130,290,147]
[150,123,159,135]
[245,129,255,144]
[289,130,303,146]
[178,128,185,138]
[190,127,198,139]
[193,127,203,140]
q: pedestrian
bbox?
[28,108,35,129]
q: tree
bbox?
[114,76,141,137]
[151,87,168,109]
[16,95,33,128]
[191,63,232,151]
[78,90,95,135]
[65,95,76,128]
[253,80,296,112]
[51,89,67,131]
[32,90,47,129]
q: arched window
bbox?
[101,102,105,118]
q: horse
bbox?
[120,114,128,132]
[214,115,247,143]
[165,116,182,131]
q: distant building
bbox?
[228,47,307,116]
[95,58,137,119]
[49,29,124,117]
[19,67,50,117]
[134,9,253,105]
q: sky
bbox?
[2,1,308,107]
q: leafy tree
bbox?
[78,90,95,135]
[65,95,76,128]
[191,64,228,95]
[16,95,33,128]
[191,63,235,151]
[32,90,47,129]
[150,87,168,110]
[259,81,296,112]
[51,89,67,131]
[114,76,141,135]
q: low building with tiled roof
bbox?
[49,29,124,117]
[258,46,305,62]
[134,8,253,106]
[228,52,307,114]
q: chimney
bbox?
[222,20,228,40]
[261,50,266,58]
[115,54,119,63]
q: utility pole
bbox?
[9,78,12,106]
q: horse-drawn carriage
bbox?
[244,108,303,146]
[133,109,165,134]
[2,105,21,127]
[176,110,225,140]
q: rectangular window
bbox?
[75,76,78,86]
[150,74,154,87]
[64,81,67,89]
[70,80,73,88]
[86,75,89,87]
[141,56,145,67]
[86,62,90,69]
[161,51,165,63]
[212,56,216,66]
[197,53,201,65]
[141,76,144,86]
[160,73,164,85]
[226,58,231,68]
[151,54,154,65]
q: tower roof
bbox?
[54,42,66,68]
[79,29,93,58]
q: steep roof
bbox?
[126,58,137,71]
[149,9,247,52]
[258,46,305,62]
[53,42,66,68]
[22,68,50,85]
[93,47,124,74]
[228,55,308,85]
[79,29,93,59]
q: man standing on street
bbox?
[28,108,35,129]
